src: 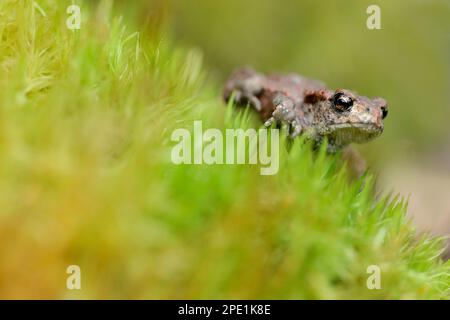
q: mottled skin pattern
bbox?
[223,67,388,152]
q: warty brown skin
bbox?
[223,67,388,152]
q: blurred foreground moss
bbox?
[0,1,448,299]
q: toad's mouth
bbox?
[326,123,383,145]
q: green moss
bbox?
[0,1,448,299]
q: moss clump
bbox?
[0,1,448,299]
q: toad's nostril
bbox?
[372,97,388,119]
[381,106,388,119]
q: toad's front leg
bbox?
[264,93,303,138]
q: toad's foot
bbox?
[264,94,303,138]
[232,90,262,112]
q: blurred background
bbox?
[119,0,450,250]
[0,0,448,299]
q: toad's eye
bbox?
[333,93,353,112]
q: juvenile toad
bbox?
[223,67,388,152]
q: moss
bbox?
[0,0,448,299]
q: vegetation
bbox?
[0,0,448,299]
